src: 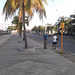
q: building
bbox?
[0,23,9,31]
[44,23,55,35]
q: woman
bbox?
[52,33,58,50]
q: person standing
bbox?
[44,33,47,49]
[52,33,58,50]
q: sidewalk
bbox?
[0,31,17,45]
[0,33,75,75]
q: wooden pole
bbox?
[61,26,63,53]
[61,23,64,53]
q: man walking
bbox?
[44,33,47,49]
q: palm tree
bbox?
[46,26,50,35]
[69,15,75,35]
[3,0,47,20]
[37,26,44,32]
[56,16,71,35]
[32,26,38,33]
[12,16,22,37]
[47,26,54,35]
[3,0,47,48]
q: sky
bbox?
[0,0,75,30]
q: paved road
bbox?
[0,33,9,36]
[27,33,75,54]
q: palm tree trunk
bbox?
[23,30,25,40]
[23,0,28,48]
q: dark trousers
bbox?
[44,40,47,49]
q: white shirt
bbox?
[53,36,57,42]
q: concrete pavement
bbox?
[0,32,75,75]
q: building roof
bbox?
[45,23,54,26]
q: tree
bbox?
[69,15,75,35]
[47,26,50,35]
[12,16,22,37]
[32,26,38,33]
[3,0,47,20]
[7,26,16,31]
[3,0,47,48]
[32,25,44,35]
[47,26,54,35]
[37,25,44,34]
[70,14,75,18]
[64,18,71,34]
[56,16,71,35]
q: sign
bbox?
[60,23,64,28]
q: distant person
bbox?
[44,33,47,49]
[52,33,58,50]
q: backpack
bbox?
[56,37,58,41]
